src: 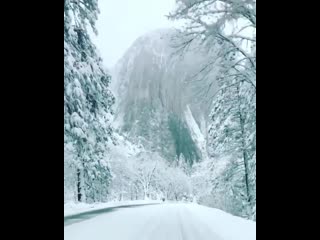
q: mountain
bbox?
[111,28,219,165]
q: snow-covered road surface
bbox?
[64,203,256,240]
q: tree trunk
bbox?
[77,168,82,202]
[236,84,251,205]
[175,193,178,201]
[143,184,148,199]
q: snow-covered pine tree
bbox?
[207,55,256,218]
[64,0,115,203]
[169,0,256,219]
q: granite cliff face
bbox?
[111,29,219,164]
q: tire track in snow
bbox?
[132,204,185,240]
[177,204,225,240]
[131,204,171,240]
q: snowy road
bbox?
[64,203,256,240]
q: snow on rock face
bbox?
[184,105,207,160]
[111,28,219,164]
[111,28,175,103]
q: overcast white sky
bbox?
[92,0,177,68]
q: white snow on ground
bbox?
[64,200,161,217]
[64,203,256,240]
[184,204,256,240]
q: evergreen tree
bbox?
[64,0,115,202]
[207,66,256,218]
